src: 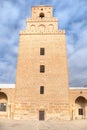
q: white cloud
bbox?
[53,0,87,87]
[0,1,20,24]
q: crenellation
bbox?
[20,30,65,35]
[26,17,58,22]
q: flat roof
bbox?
[0,84,15,88]
[70,87,87,90]
[0,85,87,89]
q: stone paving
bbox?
[0,119,87,130]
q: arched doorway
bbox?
[75,96,87,119]
[0,92,8,112]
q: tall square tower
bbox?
[15,5,70,120]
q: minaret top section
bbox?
[32,6,53,18]
[20,5,65,35]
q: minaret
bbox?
[14,5,70,120]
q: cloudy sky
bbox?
[0,0,87,87]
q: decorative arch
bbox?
[49,24,54,30]
[30,24,35,31]
[39,24,45,32]
[47,11,51,17]
[0,92,8,112]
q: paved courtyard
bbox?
[0,119,87,130]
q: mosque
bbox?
[0,5,87,120]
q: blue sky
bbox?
[0,0,87,87]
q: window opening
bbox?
[0,103,7,112]
[78,108,83,115]
[40,86,44,94]
[40,48,45,55]
[40,65,45,73]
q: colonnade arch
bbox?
[75,96,87,119]
[0,92,8,112]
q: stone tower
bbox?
[15,5,70,120]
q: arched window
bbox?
[39,13,45,18]
[0,92,8,112]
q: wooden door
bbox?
[39,111,45,120]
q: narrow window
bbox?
[78,108,83,115]
[39,111,45,120]
[40,86,44,94]
[40,48,45,55]
[40,65,45,73]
